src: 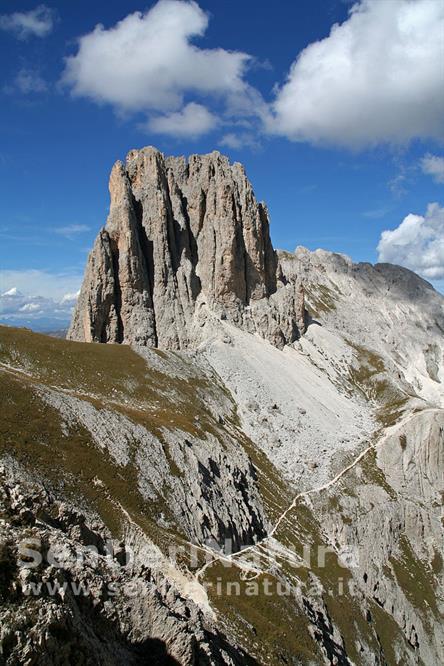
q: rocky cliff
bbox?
[68,147,305,350]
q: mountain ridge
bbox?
[1,147,443,665]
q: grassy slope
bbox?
[1,325,438,665]
[0,326,323,664]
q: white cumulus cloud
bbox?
[147,102,218,138]
[62,0,253,138]
[20,302,41,313]
[60,291,80,305]
[0,286,80,331]
[377,203,444,281]
[420,154,444,184]
[0,4,55,39]
[270,0,444,147]
[13,68,48,94]
[0,269,82,302]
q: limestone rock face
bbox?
[0,463,251,665]
[280,246,444,406]
[68,147,305,349]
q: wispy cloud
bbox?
[387,156,418,198]
[6,68,49,95]
[296,184,318,195]
[53,224,90,239]
[0,5,55,40]
[420,153,444,184]
[362,206,391,220]
[219,132,260,151]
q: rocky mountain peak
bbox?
[68,147,305,349]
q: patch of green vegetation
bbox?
[324,594,381,665]
[305,283,338,318]
[205,562,322,665]
[345,341,410,427]
[375,395,410,428]
[348,343,386,383]
[363,601,409,665]
[357,448,398,499]
[328,495,341,511]
[232,429,291,525]
[0,371,184,551]
[0,325,226,441]
[263,498,393,665]
[390,536,439,620]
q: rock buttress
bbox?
[68,147,305,349]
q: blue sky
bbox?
[0,0,443,330]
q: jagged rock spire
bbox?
[68,147,305,349]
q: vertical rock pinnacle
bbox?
[68,147,305,349]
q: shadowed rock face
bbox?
[68,147,305,349]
